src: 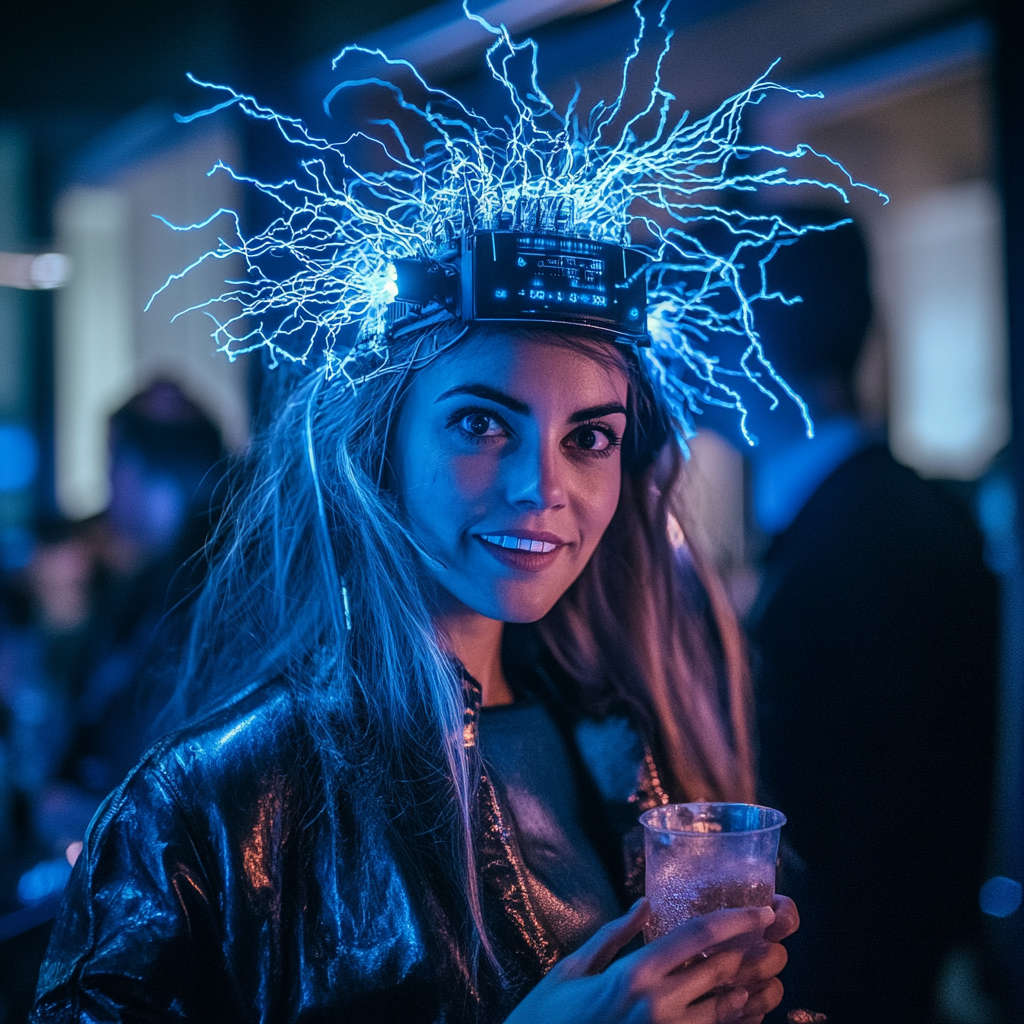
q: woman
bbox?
[31,315,795,1022]
[33,10,864,1018]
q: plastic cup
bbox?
[639,802,786,942]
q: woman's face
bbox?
[393,332,628,623]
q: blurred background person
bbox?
[745,210,1000,1023]
[34,379,225,849]
[0,381,223,1021]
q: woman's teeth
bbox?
[481,535,557,554]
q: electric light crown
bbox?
[150,0,885,443]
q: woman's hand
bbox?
[505,895,798,1024]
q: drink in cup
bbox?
[639,802,786,942]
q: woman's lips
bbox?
[476,533,567,572]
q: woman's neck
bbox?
[437,607,514,707]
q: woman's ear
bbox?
[649,436,684,498]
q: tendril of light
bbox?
[149,0,886,444]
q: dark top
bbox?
[749,444,999,1023]
[479,702,621,951]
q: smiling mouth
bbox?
[480,534,559,554]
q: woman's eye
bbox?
[570,426,615,452]
[459,413,504,438]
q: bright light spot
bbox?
[17,858,72,905]
[880,182,1009,479]
[0,251,71,289]
[53,186,135,519]
[979,876,1022,918]
[0,425,39,491]
[217,712,259,747]
[30,252,72,289]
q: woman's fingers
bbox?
[507,903,786,1024]
[672,940,785,1022]
[763,895,798,943]
[717,988,753,1023]
[554,898,650,980]
[632,906,775,982]
[627,947,745,1022]
[683,986,751,1024]
[734,976,784,1022]
[733,940,787,990]
[648,955,775,1024]
[655,947,746,1008]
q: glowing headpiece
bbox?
[152,0,884,442]
[389,230,650,343]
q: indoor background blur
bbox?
[1,1,1022,1022]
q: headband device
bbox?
[390,231,651,345]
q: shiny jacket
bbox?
[31,677,669,1023]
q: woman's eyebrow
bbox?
[434,384,529,414]
[570,402,627,423]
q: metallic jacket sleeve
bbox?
[31,761,240,1023]
[29,680,663,1023]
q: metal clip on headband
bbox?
[391,231,651,345]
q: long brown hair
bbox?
[536,437,755,803]
[516,329,755,804]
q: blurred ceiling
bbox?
[1,0,986,232]
[3,0,985,113]
[1,0,437,112]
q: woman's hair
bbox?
[528,336,755,806]
[170,320,754,991]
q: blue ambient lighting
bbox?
[979,876,1023,918]
[0,424,39,491]
[0,526,34,571]
[17,858,72,905]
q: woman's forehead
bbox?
[420,331,629,404]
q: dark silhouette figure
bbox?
[0,382,226,1024]
[71,384,224,782]
[747,211,1000,1023]
[41,381,226,843]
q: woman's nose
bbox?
[505,439,567,511]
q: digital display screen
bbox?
[469,232,648,339]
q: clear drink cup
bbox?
[639,802,786,942]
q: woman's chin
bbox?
[441,582,559,625]
[500,607,555,625]
[489,591,563,624]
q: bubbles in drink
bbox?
[644,874,775,941]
